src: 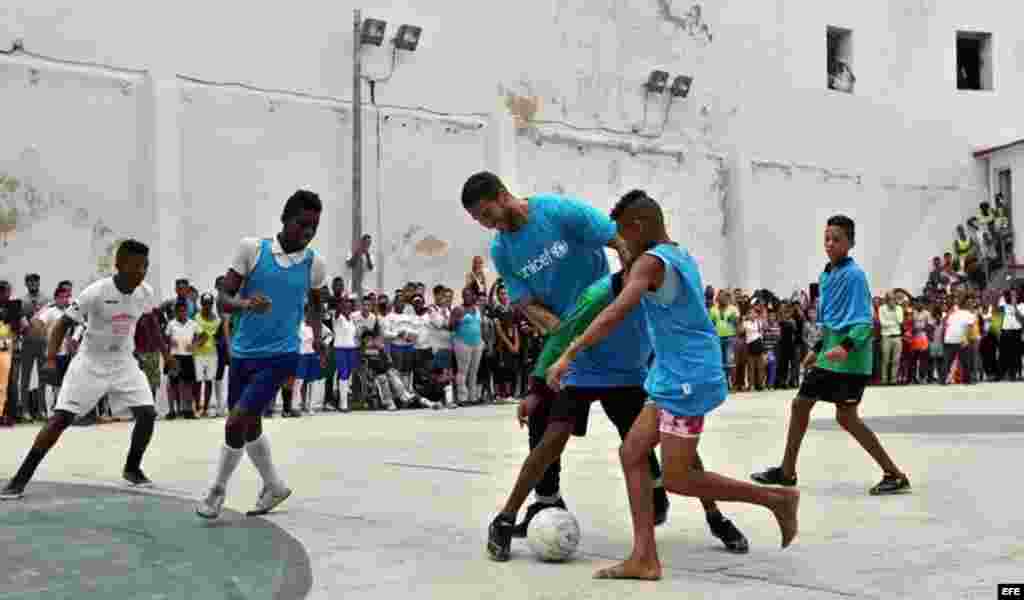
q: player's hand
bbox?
[517,394,539,428]
[164,354,179,373]
[319,348,328,369]
[247,294,272,314]
[546,356,570,391]
[801,351,816,369]
[824,346,849,363]
[46,355,58,372]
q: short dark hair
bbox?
[25,273,40,282]
[282,189,322,222]
[116,239,150,259]
[610,189,664,223]
[461,171,506,210]
[58,280,72,288]
[826,215,855,245]
[433,284,445,295]
[175,278,189,286]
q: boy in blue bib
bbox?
[547,191,799,581]
[196,190,328,519]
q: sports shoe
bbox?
[486,514,515,562]
[123,469,154,488]
[246,484,293,516]
[709,515,750,554]
[511,498,567,538]
[196,486,226,519]
[0,480,25,500]
[654,486,670,526]
[750,466,797,487]
[869,473,911,496]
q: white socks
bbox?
[213,444,244,491]
[212,380,224,414]
[246,434,284,490]
[338,380,350,410]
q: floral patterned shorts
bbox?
[646,400,705,438]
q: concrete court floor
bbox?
[1,382,1021,600]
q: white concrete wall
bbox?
[1,0,1021,298]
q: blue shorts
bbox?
[228,354,300,414]
[432,349,452,370]
[296,353,323,381]
[335,347,359,381]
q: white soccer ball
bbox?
[526,508,580,562]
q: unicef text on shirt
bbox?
[517,241,569,279]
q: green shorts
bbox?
[137,352,162,389]
[531,276,614,380]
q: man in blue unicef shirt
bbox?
[461,172,747,562]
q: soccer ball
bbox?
[526,508,580,562]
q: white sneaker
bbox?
[246,484,292,516]
[196,486,226,519]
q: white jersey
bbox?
[166,319,199,356]
[381,312,413,347]
[333,312,358,349]
[64,278,158,359]
[425,305,453,351]
[408,313,431,350]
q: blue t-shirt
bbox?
[641,244,726,416]
[453,308,483,346]
[490,194,647,387]
[491,195,615,319]
[817,256,873,330]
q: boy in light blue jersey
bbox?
[548,190,798,581]
[195,190,328,519]
[750,215,910,496]
[462,172,747,562]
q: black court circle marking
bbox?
[0,482,312,600]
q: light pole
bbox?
[351,9,364,297]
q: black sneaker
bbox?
[709,516,750,554]
[123,469,153,488]
[1,480,26,500]
[653,486,670,526]
[869,473,911,496]
[511,498,567,538]
[487,514,515,562]
[750,466,797,487]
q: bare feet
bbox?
[593,559,662,581]
[771,488,800,548]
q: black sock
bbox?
[706,509,725,524]
[124,415,155,472]
[11,447,48,487]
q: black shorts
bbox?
[533,377,648,437]
[798,367,868,405]
[169,355,197,384]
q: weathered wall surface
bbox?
[1,0,1020,297]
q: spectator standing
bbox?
[878,293,903,385]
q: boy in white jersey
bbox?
[1,240,175,499]
[333,295,359,412]
[547,192,798,580]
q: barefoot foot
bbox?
[772,488,800,548]
[593,559,661,581]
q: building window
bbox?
[957,31,993,90]
[827,27,855,93]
